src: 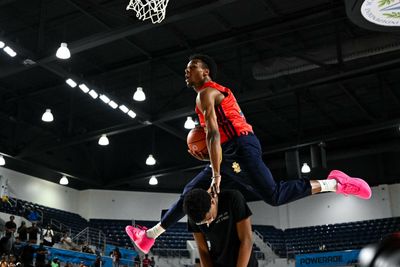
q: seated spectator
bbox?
[20,243,35,267]
[0,255,7,267]
[17,221,28,243]
[42,225,54,247]
[60,232,79,251]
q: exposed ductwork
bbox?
[253,34,400,80]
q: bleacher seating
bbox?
[3,198,399,261]
[254,217,400,258]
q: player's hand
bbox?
[208,175,221,197]
[187,149,210,161]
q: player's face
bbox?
[185,60,209,87]
[195,197,217,227]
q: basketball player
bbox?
[125,54,372,254]
[183,188,258,267]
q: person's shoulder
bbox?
[220,189,243,199]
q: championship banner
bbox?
[295,250,360,267]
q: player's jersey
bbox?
[195,81,253,144]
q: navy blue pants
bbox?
[160,134,312,229]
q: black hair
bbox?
[183,188,211,223]
[189,54,217,80]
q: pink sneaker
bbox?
[125,225,155,254]
[327,170,372,199]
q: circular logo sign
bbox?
[361,0,400,26]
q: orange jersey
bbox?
[195,81,253,144]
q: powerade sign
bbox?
[295,250,360,267]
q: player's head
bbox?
[186,54,217,85]
[183,188,217,225]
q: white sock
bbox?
[317,179,337,192]
[146,222,165,239]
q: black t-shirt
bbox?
[188,190,258,267]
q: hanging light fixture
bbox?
[0,155,5,166]
[56,42,71,59]
[0,41,4,49]
[133,87,146,101]
[149,175,158,185]
[146,154,156,165]
[59,176,69,185]
[127,110,136,119]
[3,46,16,57]
[78,84,90,93]
[65,78,77,88]
[301,163,311,174]
[98,134,109,146]
[42,109,54,122]
[184,116,196,129]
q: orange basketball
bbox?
[187,127,208,156]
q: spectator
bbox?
[42,225,54,247]
[111,247,121,267]
[134,255,140,267]
[28,223,39,244]
[35,243,47,267]
[5,216,16,238]
[50,258,60,267]
[142,254,150,267]
[0,255,7,267]
[20,243,35,267]
[150,257,155,267]
[17,221,28,243]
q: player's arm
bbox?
[198,87,222,193]
[236,217,253,267]
[193,232,213,267]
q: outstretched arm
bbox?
[198,88,222,194]
[236,217,253,267]
[193,232,213,267]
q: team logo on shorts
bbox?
[232,162,241,173]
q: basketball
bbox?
[187,127,208,156]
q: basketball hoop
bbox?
[126,0,170,24]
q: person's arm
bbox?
[236,217,254,267]
[193,232,213,267]
[198,88,222,194]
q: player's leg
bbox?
[225,134,371,206]
[125,166,212,253]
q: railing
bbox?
[50,218,71,235]
[72,227,106,253]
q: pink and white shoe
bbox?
[328,170,372,199]
[125,225,155,254]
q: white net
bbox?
[126,0,170,24]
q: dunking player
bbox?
[126,54,372,254]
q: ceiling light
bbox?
[65,78,77,88]
[301,163,311,174]
[56,42,70,59]
[89,90,98,99]
[133,87,146,101]
[108,100,118,109]
[146,154,156,165]
[59,176,69,185]
[184,116,196,129]
[42,109,54,122]
[0,41,4,49]
[127,110,136,119]
[99,94,110,104]
[0,155,5,166]
[98,134,109,146]
[119,105,129,113]
[78,84,90,93]
[3,46,17,57]
[149,175,158,185]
